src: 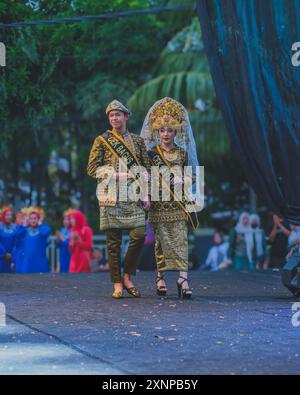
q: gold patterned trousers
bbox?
[106,227,146,283]
[152,220,188,272]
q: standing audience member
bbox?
[69,210,93,273]
[268,214,291,268]
[14,208,29,274]
[250,214,267,269]
[0,206,25,273]
[228,212,254,270]
[56,209,73,272]
[22,207,51,273]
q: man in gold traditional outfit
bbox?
[87,100,151,298]
[141,97,200,299]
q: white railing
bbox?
[47,235,129,273]
[47,234,195,273]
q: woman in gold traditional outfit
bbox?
[141,97,200,299]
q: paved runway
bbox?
[0,270,299,375]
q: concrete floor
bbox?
[0,270,299,375]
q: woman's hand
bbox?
[4,253,12,261]
[72,231,80,241]
[55,230,63,241]
[273,214,282,226]
[171,176,183,185]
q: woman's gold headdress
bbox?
[148,97,187,131]
[63,208,75,217]
[28,206,45,220]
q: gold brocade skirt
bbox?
[99,202,145,231]
[152,220,188,272]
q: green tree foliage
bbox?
[0,0,251,230]
[128,17,230,160]
[0,0,185,229]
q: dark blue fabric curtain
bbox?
[197,0,300,224]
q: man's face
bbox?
[159,127,176,145]
[108,110,128,131]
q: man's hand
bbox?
[114,172,128,181]
[142,196,151,211]
[171,176,184,185]
[72,231,80,241]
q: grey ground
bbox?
[0,270,299,375]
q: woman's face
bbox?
[242,216,249,226]
[159,127,176,145]
[63,216,71,228]
[29,213,39,228]
[4,210,13,224]
[214,232,222,244]
[93,249,103,260]
[70,216,76,227]
[15,213,22,225]
[251,219,258,228]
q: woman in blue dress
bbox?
[22,207,51,273]
[55,209,73,272]
[0,241,6,270]
[0,206,24,273]
[14,208,30,274]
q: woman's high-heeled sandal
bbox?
[156,274,168,296]
[177,276,192,299]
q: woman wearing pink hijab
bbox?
[69,210,93,273]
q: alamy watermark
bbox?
[0,42,6,67]
[95,160,205,212]
[0,303,6,326]
[291,302,300,327]
[291,42,300,67]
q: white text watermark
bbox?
[0,42,6,67]
[95,160,205,212]
[291,42,300,67]
[291,302,300,327]
[0,303,6,326]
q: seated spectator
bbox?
[204,231,230,271]
[286,224,300,259]
[90,247,109,272]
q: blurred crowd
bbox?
[0,206,108,274]
[203,212,300,271]
[0,206,298,274]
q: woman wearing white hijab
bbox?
[228,212,254,270]
[250,214,267,269]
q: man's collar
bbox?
[111,129,129,136]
